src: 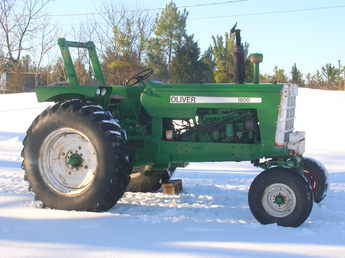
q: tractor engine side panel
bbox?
[164,108,261,144]
[141,83,284,155]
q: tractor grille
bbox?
[275,84,298,146]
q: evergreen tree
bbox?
[291,63,304,86]
[102,19,146,85]
[200,47,215,82]
[147,1,188,78]
[146,38,168,80]
[211,32,249,83]
[48,58,65,84]
[171,35,212,83]
[102,47,144,85]
[312,70,324,88]
[211,33,233,83]
[321,63,339,83]
[271,66,288,83]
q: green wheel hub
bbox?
[262,183,297,218]
[67,153,83,167]
[274,194,286,206]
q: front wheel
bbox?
[248,167,313,227]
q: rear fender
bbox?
[35,85,112,108]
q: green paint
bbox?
[226,124,234,137]
[249,53,263,84]
[274,194,286,205]
[67,153,83,167]
[58,38,79,87]
[58,38,106,86]
[35,39,303,171]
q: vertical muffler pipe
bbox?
[231,24,245,84]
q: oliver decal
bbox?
[170,96,262,104]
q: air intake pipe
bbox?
[249,53,263,84]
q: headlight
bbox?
[96,88,101,96]
[101,88,107,96]
[96,88,107,96]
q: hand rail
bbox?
[58,38,106,86]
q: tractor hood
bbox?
[142,81,283,118]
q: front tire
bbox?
[248,167,313,227]
[22,99,130,211]
[303,157,328,203]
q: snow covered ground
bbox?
[0,89,345,258]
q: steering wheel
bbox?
[125,68,154,86]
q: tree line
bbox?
[0,0,344,92]
[261,62,345,90]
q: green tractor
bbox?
[22,27,328,227]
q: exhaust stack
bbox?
[231,23,245,84]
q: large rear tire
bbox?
[22,99,130,211]
[248,167,313,227]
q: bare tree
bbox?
[71,23,91,61]
[97,3,127,50]
[0,0,52,66]
[96,2,154,61]
[32,17,58,85]
[68,21,106,85]
[136,12,154,63]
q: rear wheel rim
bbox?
[39,128,98,196]
[262,183,297,218]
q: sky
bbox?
[45,0,345,76]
